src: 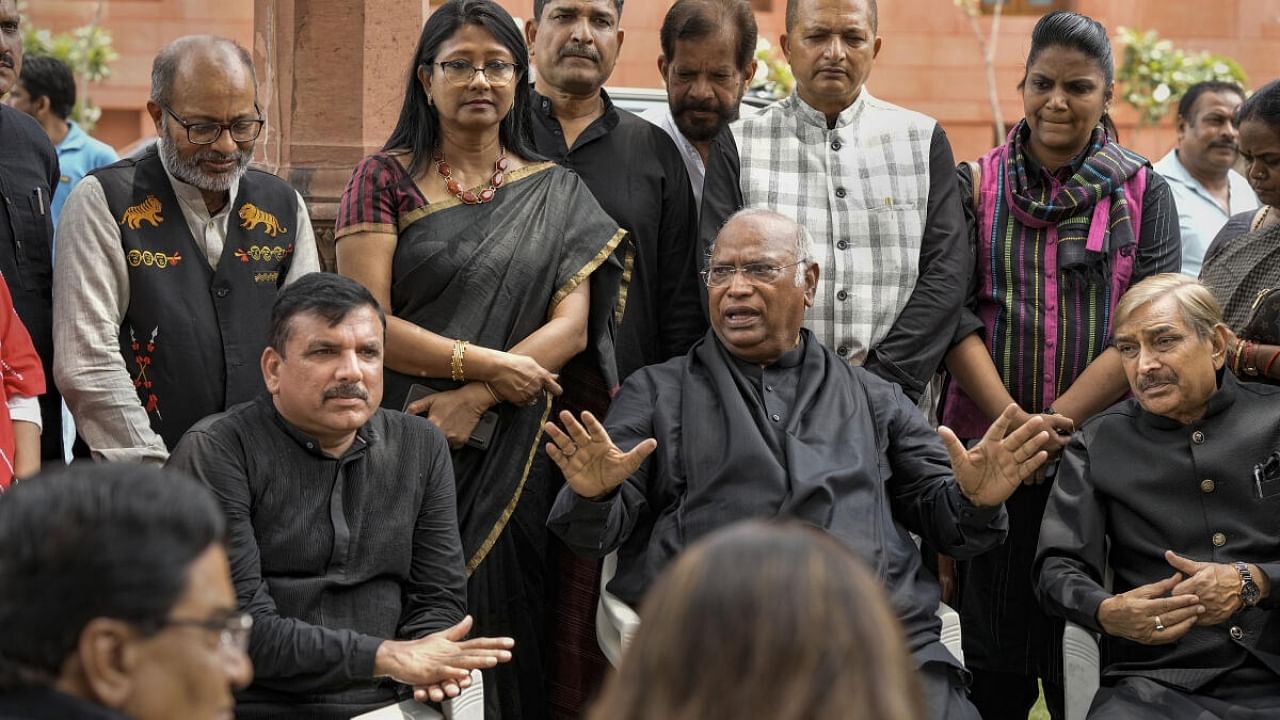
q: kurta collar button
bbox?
[1192,430,1206,444]
[1230,626,1244,640]
[771,413,781,422]
[1212,532,1227,547]
[1201,479,1215,493]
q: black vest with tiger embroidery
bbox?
[91,147,299,449]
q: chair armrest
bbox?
[596,551,641,667]
[443,669,484,720]
[936,602,964,666]
[1062,621,1101,720]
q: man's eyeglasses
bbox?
[162,105,264,145]
[435,60,520,87]
[701,261,806,288]
[160,611,253,655]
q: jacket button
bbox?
[771,413,781,422]
[835,187,847,198]
[216,288,230,298]
[1192,430,1205,444]
[837,240,849,250]
[1230,626,1244,640]
[1212,532,1227,547]
[837,289,849,301]
[1201,479,1215,493]
[837,345,849,357]
[831,140,842,151]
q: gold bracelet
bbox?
[482,381,501,405]
[450,339,469,382]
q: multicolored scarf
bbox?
[1004,120,1147,273]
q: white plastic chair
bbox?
[350,669,484,720]
[597,551,967,668]
[1063,622,1101,720]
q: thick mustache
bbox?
[1209,140,1238,150]
[0,54,13,69]
[324,384,368,401]
[1137,373,1177,391]
[559,44,599,62]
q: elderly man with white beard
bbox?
[53,35,319,463]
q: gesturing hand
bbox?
[1166,551,1244,625]
[374,615,514,698]
[544,410,657,500]
[938,404,1050,508]
[1097,572,1204,645]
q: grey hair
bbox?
[1113,273,1223,340]
[150,35,256,107]
[709,208,816,287]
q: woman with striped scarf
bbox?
[938,11,1181,720]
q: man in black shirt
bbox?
[168,273,512,719]
[0,0,60,461]
[525,0,705,381]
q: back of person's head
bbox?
[588,521,922,720]
[1177,80,1245,121]
[1237,78,1280,132]
[1023,11,1117,138]
[18,54,76,120]
[660,0,757,73]
[385,0,539,178]
[0,464,225,691]
[267,272,386,353]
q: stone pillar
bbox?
[252,0,429,270]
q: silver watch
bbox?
[1236,561,1262,608]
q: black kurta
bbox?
[529,87,706,380]
[1035,371,1280,713]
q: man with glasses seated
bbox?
[0,462,254,720]
[546,208,1053,720]
[52,35,319,464]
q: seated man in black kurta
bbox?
[167,273,513,719]
[1035,274,1280,718]
[545,208,1052,720]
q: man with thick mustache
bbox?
[168,273,514,719]
[548,209,1053,720]
[1036,274,1280,717]
[526,0,705,382]
[0,0,62,463]
[1153,82,1258,277]
[53,35,319,463]
[642,0,758,214]
[701,0,969,405]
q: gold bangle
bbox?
[450,339,469,382]
[482,381,501,405]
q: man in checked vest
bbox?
[700,0,969,407]
[53,35,319,463]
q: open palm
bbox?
[938,404,1050,507]
[544,410,657,500]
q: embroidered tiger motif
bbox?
[238,203,288,238]
[119,195,164,229]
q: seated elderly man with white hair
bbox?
[545,208,1052,720]
[1036,273,1280,718]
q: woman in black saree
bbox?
[334,2,625,717]
[1200,79,1280,383]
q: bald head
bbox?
[712,208,814,283]
[150,35,256,108]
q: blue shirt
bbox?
[1153,149,1257,278]
[51,120,117,229]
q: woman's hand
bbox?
[488,351,561,406]
[408,384,494,449]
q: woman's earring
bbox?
[427,93,434,107]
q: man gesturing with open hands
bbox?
[545,209,1052,720]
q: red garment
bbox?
[0,273,46,490]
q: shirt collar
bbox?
[263,395,378,460]
[530,85,619,132]
[1140,367,1237,430]
[59,121,88,151]
[787,89,868,130]
[156,140,239,221]
[1155,149,1201,190]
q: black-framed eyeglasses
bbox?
[162,104,264,145]
[701,261,806,288]
[158,611,253,655]
[434,60,520,87]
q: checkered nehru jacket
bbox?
[731,90,935,365]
